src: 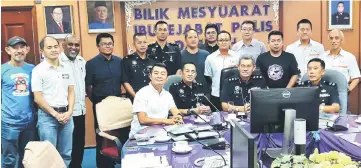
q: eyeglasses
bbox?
[99,43,114,47]
[218,39,230,43]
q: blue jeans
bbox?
[37,109,74,167]
[1,120,35,168]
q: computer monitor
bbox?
[230,119,257,168]
[250,87,320,133]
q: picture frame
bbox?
[86,1,115,33]
[328,0,353,30]
[44,5,73,39]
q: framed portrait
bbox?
[86,1,115,33]
[44,5,73,39]
[328,0,353,30]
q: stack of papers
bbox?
[122,153,171,168]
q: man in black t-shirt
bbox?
[256,31,299,88]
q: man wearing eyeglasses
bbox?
[232,20,267,61]
[85,33,127,168]
[122,33,156,101]
[220,55,266,113]
[204,31,240,111]
[199,23,219,54]
[147,20,182,75]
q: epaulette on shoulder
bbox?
[297,80,311,86]
[195,82,202,86]
[172,82,181,86]
[168,42,180,48]
[228,77,239,82]
[252,75,263,79]
[148,42,156,47]
[323,80,337,87]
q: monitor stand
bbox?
[264,109,296,159]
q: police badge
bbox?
[234,86,240,94]
[179,89,184,94]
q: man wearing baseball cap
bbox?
[1,36,35,168]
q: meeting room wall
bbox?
[2,0,360,147]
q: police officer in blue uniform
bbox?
[220,55,267,113]
[147,21,182,75]
[297,58,340,113]
[169,62,211,115]
[122,33,156,101]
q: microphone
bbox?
[201,95,227,130]
[185,133,227,167]
[189,110,221,138]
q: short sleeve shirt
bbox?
[232,39,267,61]
[32,59,74,107]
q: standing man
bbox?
[199,23,219,54]
[181,29,210,89]
[89,1,113,29]
[204,30,240,111]
[331,2,350,25]
[169,62,211,115]
[220,55,267,113]
[32,36,74,166]
[147,20,182,75]
[86,33,127,168]
[256,31,299,88]
[286,19,324,79]
[321,29,360,94]
[60,35,86,168]
[122,33,156,101]
[47,6,71,34]
[1,36,35,168]
[232,20,267,61]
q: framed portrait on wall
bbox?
[328,0,353,30]
[44,5,73,39]
[86,1,115,33]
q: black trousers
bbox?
[210,95,222,112]
[69,114,85,168]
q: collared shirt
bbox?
[146,41,182,75]
[199,42,219,54]
[121,52,157,93]
[296,80,339,106]
[1,62,35,125]
[204,50,240,97]
[286,39,325,78]
[232,39,267,61]
[32,59,74,107]
[129,83,176,137]
[220,75,267,106]
[60,52,86,116]
[88,21,113,29]
[169,80,209,110]
[85,54,122,98]
[321,49,361,83]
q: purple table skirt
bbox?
[122,113,361,168]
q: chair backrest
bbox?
[220,67,240,95]
[301,69,348,114]
[23,141,66,168]
[163,75,182,91]
[96,96,133,131]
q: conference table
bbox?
[121,113,361,168]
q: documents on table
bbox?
[122,153,170,168]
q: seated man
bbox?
[129,63,184,137]
[169,62,211,115]
[220,54,267,113]
[297,58,340,113]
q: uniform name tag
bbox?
[62,74,69,79]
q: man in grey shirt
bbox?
[181,29,210,91]
[232,20,267,61]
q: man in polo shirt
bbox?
[32,36,75,166]
[1,36,35,168]
[60,35,86,168]
[232,20,267,61]
[321,29,360,93]
[204,30,240,111]
[85,33,126,168]
[130,63,184,137]
[286,19,324,79]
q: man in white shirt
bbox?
[32,36,75,166]
[232,20,267,61]
[286,19,325,79]
[60,35,86,168]
[321,29,360,93]
[129,63,184,137]
[205,30,240,111]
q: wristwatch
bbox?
[187,109,193,115]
